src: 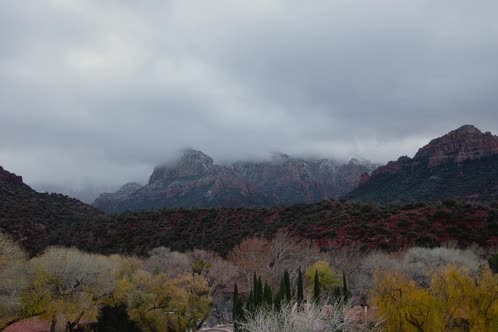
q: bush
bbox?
[238,302,382,332]
[489,253,498,273]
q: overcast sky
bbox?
[1,0,498,188]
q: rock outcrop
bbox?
[0,166,24,186]
[92,150,377,213]
[414,125,498,167]
[348,125,498,203]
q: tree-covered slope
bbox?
[348,125,498,204]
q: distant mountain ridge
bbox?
[92,150,377,212]
[348,125,498,203]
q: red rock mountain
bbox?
[92,150,377,213]
[349,125,498,203]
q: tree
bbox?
[373,265,498,331]
[22,247,120,331]
[313,270,321,303]
[232,283,244,330]
[342,271,349,301]
[488,252,498,273]
[97,304,142,332]
[305,260,339,300]
[283,269,291,302]
[190,249,239,324]
[263,282,273,307]
[228,238,272,292]
[116,270,211,332]
[0,232,29,329]
[297,267,304,307]
[144,247,191,278]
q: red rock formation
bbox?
[414,125,498,168]
[364,125,498,183]
[0,166,24,185]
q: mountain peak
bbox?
[451,124,481,134]
[148,149,214,184]
[414,125,498,167]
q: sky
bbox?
[1,0,498,189]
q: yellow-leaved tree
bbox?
[373,265,498,332]
[114,270,212,332]
[21,247,120,331]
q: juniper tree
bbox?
[283,269,291,302]
[313,269,321,303]
[297,267,304,307]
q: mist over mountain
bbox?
[92,150,377,212]
[31,182,122,204]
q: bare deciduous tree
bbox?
[25,247,120,331]
[144,246,192,278]
[0,232,29,328]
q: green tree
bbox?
[305,260,339,298]
[97,304,142,332]
[489,253,498,273]
[256,275,263,308]
[297,267,304,307]
[246,289,254,315]
[232,283,244,331]
[342,271,349,301]
[263,282,273,307]
[313,270,321,303]
[283,269,291,302]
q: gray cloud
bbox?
[1,0,498,188]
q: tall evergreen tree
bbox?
[253,273,258,307]
[246,289,255,314]
[274,277,285,310]
[233,283,243,329]
[342,271,349,301]
[263,282,273,307]
[297,267,304,306]
[256,275,263,308]
[313,269,321,303]
[283,269,291,302]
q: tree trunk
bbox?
[50,318,57,332]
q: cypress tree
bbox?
[253,273,258,307]
[313,269,321,303]
[257,276,263,308]
[274,277,285,310]
[283,269,291,302]
[342,271,349,301]
[233,283,239,322]
[263,282,273,307]
[297,267,304,306]
[233,283,244,331]
[246,289,255,314]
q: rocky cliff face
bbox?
[92,150,377,213]
[148,149,214,184]
[414,125,498,167]
[0,166,25,186]
[349,125,498,203]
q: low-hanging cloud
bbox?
[1,0,498,188]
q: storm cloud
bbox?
[1,0,498,188]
